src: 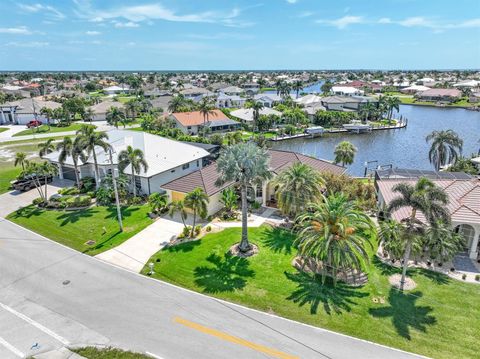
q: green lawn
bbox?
[0,127,8,133]
[13,123,93,137]
[7,204,153,256]
[142,225,480,359]
[72,347,150,359]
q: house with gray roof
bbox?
[0,98,61,125]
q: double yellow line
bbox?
[173,316,300,359]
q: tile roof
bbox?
[162,149,346,195]
[377,178,480,224]
[171,110,230,127]
[418,88,462,97]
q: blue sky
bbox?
[0,0,479,70]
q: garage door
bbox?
[171,191,186,202]
[62,167,77,181]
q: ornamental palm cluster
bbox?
[425,129,463,171]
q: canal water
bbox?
[272,105,480,176]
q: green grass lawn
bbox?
[13,123,93,137]
[142,225,480,359]
[72,347,150,359]
[7,204,153,256]
[0,127,9,133]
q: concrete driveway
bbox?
[95,216,185,272]
[0,179,73,218]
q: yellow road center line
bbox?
[173,316,300,359]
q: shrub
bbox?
[205,225,212,232]
[462,273,467,280]
[129,196,143,205]
[182,226,192,238]
[96,187,113,206]
[250,200,261,210]
[59,187,80,195]
[86,191,96,198]
[32,197,44,206]
[475,275,480,282]
[194,225,202,236]
[80,177,96,192]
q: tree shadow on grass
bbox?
[83,229,122,254]
[260,226,295,255]
[285,271,368,315]
[56,208,97,226]
[369,288,436,340]
[164,240,201,253]
[194,252,255,294]
[11,205,44,219]
[104,205,140,220]
[373,256,402,276]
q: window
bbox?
[196,160,199,167]
[182,163,190,170]
[170,169,175,173]
[187,126,192,130]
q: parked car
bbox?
[26,120,43,128]
[11,174,53,191]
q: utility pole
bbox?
[108,147,123,232]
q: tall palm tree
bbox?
[82,108,95,123]
[56,136,86,188]
[245,100,264,132]
[292,80,303,98]
[272,163,325,217]
[426,130,463,171]
[386,96,401,123]
[38,139,55,157]
[216,143,272,253]
[359,102,377,123]
[425,220,464,264]
[106,107,127,129]
[198,97,215,129]
[184,188,209,237]
[76,125,110,188]
[168,200,188,229]
[148,192,168,214]
[334,141,357,166]
[295,194,374,286]
[39,107,52,129]
[118,146,148,197]
[386,177,450,290]
[14,152,28,171]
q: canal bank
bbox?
[272,105,480,176]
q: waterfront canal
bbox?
[272,105,480,176]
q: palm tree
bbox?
[198,97,215,132]
[39,107,52,129]
[272,163,325,217]
[220,187,238,217]
[56,136,86,188]
[426,130,463,171]
[334,141,357,166]
[38,139,55,157]
[76,125,110,188]
[106,107,127,129]
[168,200,188,229]
[386,96,401,123]
[359,102,377,123]
[292,80,303,98]
[14,152,28,171]
[425,221,464,264]
[386,177,450,290]
[245,100,264,132]
[295,194,374,286]
[216,143,272,253]
[82,108,95,123]
[148,192,168,214]
[118,146,148,197]
[184,188,209,237]
[167,95,186,113]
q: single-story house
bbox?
[0,98,61,125]
[149,96,173,112]
[180,87,214,101]
[320,96,377,112]
[375,168,480,260]
[88,100,125,121]
[416,88,462,103]
[169,110,240,135]
[253,94,283,108]
[162,149,346,216]
[295,94,323,106]
[219,86,245,96]
[0,85,30,98]
[103,85,130,95]
[229,107,282,123]
[216,94,246,108]
[45,129,210,195]
[242,82,260,96]
[303,103,327,120]
[453,80,480,89]
[331,86,364,97]
[400,85,431,94]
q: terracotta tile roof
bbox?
[162,149,345,195]
[171,110,229,127]
[418,88,462,98]
[377,178,480,224]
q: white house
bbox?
[253,93,283,108]
[88,100,125,121]
[103,85,130,95]
[216,93,246,108]
[230,107,282,123]
[0,98,61,125]
[44,130,211,195]
[331,86,364,96]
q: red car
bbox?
[26,120,43,128]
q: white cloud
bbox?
[6,41,49,47]
[317,16,364,29]
[398,17,433,28]
[114,21,140,28]
[0,26,32,35]
[18,3,65,20]
[86,30,101,35]
[74,1,253,28]
[378,17,392,24]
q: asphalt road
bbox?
[0,218,426,359]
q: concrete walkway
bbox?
[95,216,184,273]
[0,125,28,140]
[211,207,281,228]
